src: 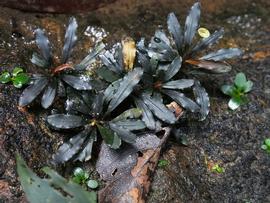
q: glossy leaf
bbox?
[31,52,48,68]
[167,12,183,52]
[41,80,57,109]
[62,74,92,90]
[184,2,201,46]
[19,77,48,106]
[163,90,200,112]
[53,128,90,164]
[96,66,120,83]
[99,48,123,74]
[76,42,105,70]
[35,28,52,65]
[13,73,30,88]
[62,17,78,63]
[112,108,142,122]
[191,28,224,55]
[109,123,136,143]
[228,97,241,110]
[162,79,194,90]
[200,48,242,61]
[141,93,176,124]
[112,119,146,131]
[137,52,152,74]
[0,71,11,83]
[91,93,104,116]
[107,68,143,113]
[103,79,121,103]
[47,114,84,129]
[16,154,97,203]
[193,80,210,120]
[12,67,23,77]
[134,98,156,130]
[185,59,232,73]
[163,56,182,81]
[97,124,121,149]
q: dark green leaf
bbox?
[53,128,90,164]
[200,48,242,61]
[41,80,57,109]
[76,42,105,70]
[103,79,121,103]
[193,80,210,120]
[163,56,182,81]
[109,123,136,143]
[162,79,194,90]
[13,73,30,88]
[19,77,48,106]
[112,119,146,131]
[97,124,121,149]
[112,108,142,122]
[62,74,92,90]
[107,68,143,113]
[184,2,201,46]
[35,28,52,65]
[99,48,123,74]
[141,93,176,124]
[91,93,104,115]
[137,52,152,74]
[185,59,232,73]
[191,28,224,55]
[62,17,78,63]
[47,114,84,129]
[12,67,23,77]
[31,52,49,68]
[163,90,200,112]
[134,98,156,130]
[0,71,11,83]
[167,12,183,52]
[16,154,97,203]
[96,66,120,82]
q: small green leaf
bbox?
[87,180,98,189]
[0,72,11,83]
[74,167,84,176]
[12,67,24,77]
[211,164,224,173]
[234,72,247,89]
[265,138,270,146]
[228,97,241,110]
[158,159,169,168]
[221,85,233,96]
[261,144,268,150]
[13,73,30,88]
[244,80,253,93]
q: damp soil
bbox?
[0,0,270,202]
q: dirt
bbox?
[0,0,270,202]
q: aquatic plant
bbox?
[261,138,270,153]
[72,167,99,189]
[19,17,104,109]
[0,67,29,88]
[221,72,253,110]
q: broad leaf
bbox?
[191,28,224,55]
[62,74,92,90]
[184,2,201,46]
[53,128,91,164]
[109,123,137,144]
[162,79,194,90]
[35,28,52,65]
[16,154,97,203]
[76,42,105,70]
[96,66,120,83]
[137,52,152,74]
[112,119,146,131]
[141,93,176,124]
[62,17,78,63]
[97,124,121,149]
[234,72,247,89]
[13,73,30,88]
[103,79,121,103]
[200,48,242,61]
[167,12,183,52]
[12,67,23,77]
[163,56,182,81]
[91,93,104,116]
[99,49,123,74]
[185,59,232,73]
[244,81,253,93]
[163,89,200,112]
[112,108,142,122]
[107,68,143,113]
[41,80,57,109]
[47,114,84,129]
[31,52,48,68]
[134,98,156,130]
[19,77,48,106]
[193,80,210,120]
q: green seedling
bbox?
[221,72,253,110]
[261,138,270,153]
[211,164,225,173]
[0,67,29,88]
[72,167,99,189]
[158,159,169,168]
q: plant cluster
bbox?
[261,138,270,153]
[16,2,243,166]
[0,67,29,88]
[72,167,99,189]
